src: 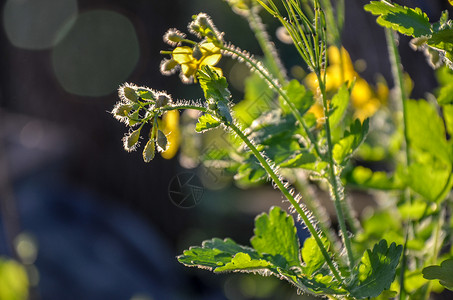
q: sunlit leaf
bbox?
[178,237,260,270]
[329,84,350,129]
[347,240,403,299]
[279,79,314,116]
[364,1,432,37]
[301,236,329,276]
[196,114,221,132]
[333,119,369,164]
[251,207,301,268]
[215,252,272,272]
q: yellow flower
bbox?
[307,102,325,128]
[171,42,222,83]
[160,110,180,160]
[304,46,389,123]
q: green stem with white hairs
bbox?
[158,101,344,284]
[221,44,322,157]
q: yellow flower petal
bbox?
[351,78,373,108]
[172,46,195,64]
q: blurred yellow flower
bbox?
[305,46,388,123]
[172,42,222,83]
[160,110,180,160]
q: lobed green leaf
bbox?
[347,240,403,299]
[196,114,221,132]
[333,119,369,164]
[422,259,453,291]
[251,206,301,268]
[364,1,432,37]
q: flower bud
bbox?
[123,86,139,102]
[123,128,141,152]
[156,94,171,108]
[156,130,168,152]
[143,139,156,162]
[113,103,133,117]
[192,45,203,60]
[163,28,186,46]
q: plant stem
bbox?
[247,5,288,83]
[221,45,322,158]
[227,121,344,283]
[385,29,410,165]
[385,27,413,300]
[317,75,355,271]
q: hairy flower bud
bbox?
[123,128,141,152]
[163,28,186,46]
[156,130,168,152]
[156,94,171,107]
[142,138,156,162]
[119,83,139,102]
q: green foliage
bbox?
[301,236,329,276]
[329,84,350,129]
[348,240,403,299]
[251,206,301,268]
[333,119,369,164]
[405,99,452,201]
[111,2,453,299]
[364,1,431,37]
[365,1,453,69]
[423,259,453,291]
[279,80,314,116]
[195,114,221,132]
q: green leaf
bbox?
[406,162,452,202]
[251,207,301,268]
[196,114,221,132]
[437,83,453,105]
[215,252,272,272]
[301,236,329,276]
[333,119,369,164]
[247,110,299,145]
[364,1,432,38]
[329,84,350,129]
[406,99,450,163]
[198,65,231,103]
[345,166,403,190]
[235,156,268,185]
[443,104,453,137]
[178,237,260,270]
[234,73,275,126]
[348,240,403,299]
[279,80,314,116]
[423,259,453,291]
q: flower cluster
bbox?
[161,13,224,84]
[305,46,389,122]
[112,83,180,161]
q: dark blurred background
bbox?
[0,0,451,299]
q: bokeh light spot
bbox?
[52,10,140,97]
[3,0,78,50]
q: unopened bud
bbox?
[156,130,168,152]
[143,139,156,162]
[156,94,171,107]
[113,103,133,117]
[123,86,139,102]
[192,45,203,60]
[123,128,141,152]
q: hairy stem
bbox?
[221,45,322,157]
[228,121,344,283]
[247,5,288,83]
[317,75,355,271]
